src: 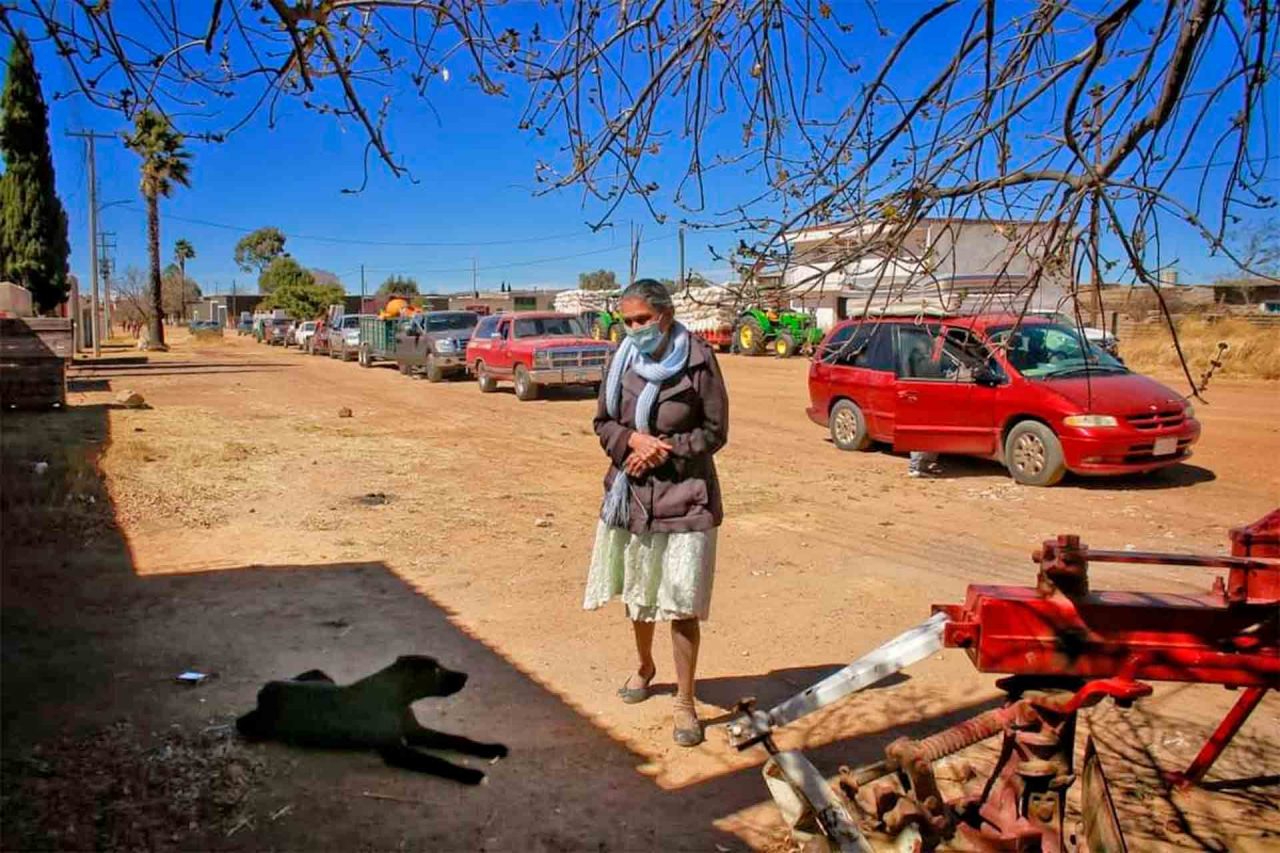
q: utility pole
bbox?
[678,227,686,292]
[98,230,117,338]
[629,221,641,285]
[360,264,366,312]
[67,131,114,356]
[472,257,478,298]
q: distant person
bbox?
[583,278,729,747]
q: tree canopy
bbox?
[377,274,419,297]
[578,269,618,292]
[0,31,70,312]
[257,255,313,295]
[234,227,287,274]
[160,263,200,318]
[259,275,344,320]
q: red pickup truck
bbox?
[465,312,614,400]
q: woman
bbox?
[583,278,729,747]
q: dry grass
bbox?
[1121,318,1280,381]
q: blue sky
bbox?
[7,3,1276,297]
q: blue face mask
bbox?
[627,321,665,355]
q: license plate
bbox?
[1152,437,1178,456]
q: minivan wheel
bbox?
[514,364,540,401]
[1005,421,1066,486]
[829,399,872,451]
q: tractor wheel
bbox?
[1004,420,1066,486]
[829,400,872,451]
[774,333,797,358]
[476,362,498,393]
[424,354,444,383]
[514,364,540,401]
[736,317,767,356]
[608,323,624,344]
[590,320,608,341]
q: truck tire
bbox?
[829,400,872,451]
[476,361,497,393]
[774,333,797,358]
[514,364,540,401]
[359,345,372,368]
[425,354,444,383]
[397,359,411,376]
[1004,420,1067,487]
[736,317,767,356]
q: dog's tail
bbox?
[235,708,268,739]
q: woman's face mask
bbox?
[627,320,665,354]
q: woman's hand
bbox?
[625,433,672,476]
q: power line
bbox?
[155,211,617,248]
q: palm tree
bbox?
[172,238,196,322]
[173,239,195,281]
[124,110,191,350]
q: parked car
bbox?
[465,312,612,400]
[293,320,318,351]
[395,311,479,381]
[264,317,292,346]
[327,314,368,361]
[1027,309,1120,357]
[308,319,331,356]
[807,314,1200,486]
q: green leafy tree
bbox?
[377,274,419,297]
[258,255,315,295]
[259,276,344,320]
[0,32,70,313]
[235,227,287,277]
[578,269,618,291]
[123,110,191,350]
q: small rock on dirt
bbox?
[116,390,147,408]
[534,518,554,528]
[337,407,353,418]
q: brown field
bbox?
[1121,317,1280,381]
[3,329,1277,851]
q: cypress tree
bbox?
[0,32,70,313]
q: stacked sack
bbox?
[673,286,737,332]
[553,289,618,314]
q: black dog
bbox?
[236,656,507,785]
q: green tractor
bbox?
[733,307,824,357]
[587,309,625,344]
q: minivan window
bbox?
[896,326,946,379]
[989,323,1126,378]
[827,323,894,371]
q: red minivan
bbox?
[807,314,1201,486]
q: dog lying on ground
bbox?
[236,656,508,785]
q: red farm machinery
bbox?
[727,509,1279,851]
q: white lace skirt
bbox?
[582,521,718,621]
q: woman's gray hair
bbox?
[621,278,674,313]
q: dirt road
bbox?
[3,330,1277,851]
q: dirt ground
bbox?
[3,329,1277,851]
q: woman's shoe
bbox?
[617,667,655,704]
[672,699,704,747]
